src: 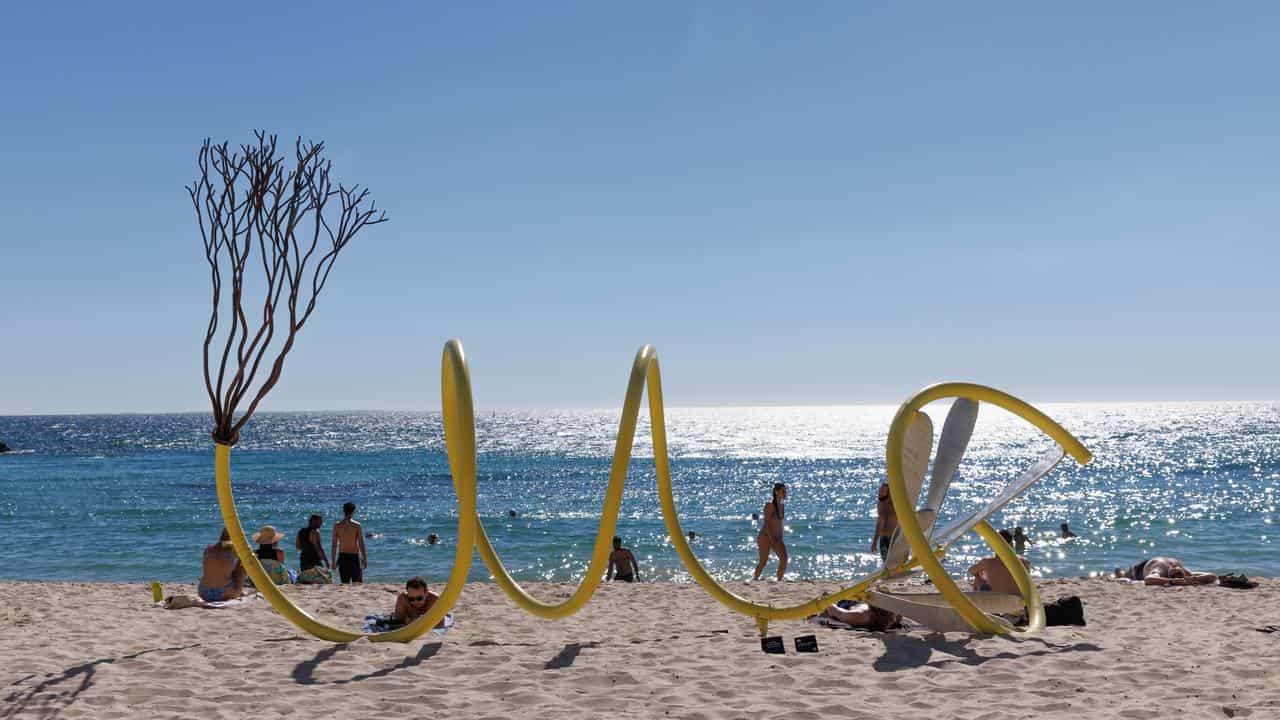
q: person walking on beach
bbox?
[872,482,897,562]
[753,483,788,581]
[198,529,245,602]
[296,514,329,571]
[332,501,367,583]
[608,536,641,582]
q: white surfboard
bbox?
[920,398,979,540]
[883,411,933,569]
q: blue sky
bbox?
[1,3,1277,414]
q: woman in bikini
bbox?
[752,482,788,581]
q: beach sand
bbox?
[2,577,1278,719]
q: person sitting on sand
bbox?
[392,576,441,625]
[251,525,296,585]
[1114,557,1217,586]
[969,537,1031,594]
[198,529,245,602]
[608,536,641,582]
[816,601,901,631]
[871,482,897,562]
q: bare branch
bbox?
[193,131,388,445]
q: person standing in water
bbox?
[871,483,897,562]
[331,501,367,583]
[752,483,788,581]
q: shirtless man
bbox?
[331,501,367,583]
[1114,557,1217,587]
[198,529,245,602]
[392,576,442,625]
[872,482,897,561]
[608,536,640,582]
[969,552,1032,594]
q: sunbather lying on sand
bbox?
[816,601,901,631]
[393,576,444,626]
[1114,557,1217,586]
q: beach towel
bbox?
[1218,573,1258,589]
[361,612,454,635]
[297,566,333,585]
[161,593,257,610]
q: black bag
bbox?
[1044,595,1086,626]
[1219,573,1258,589]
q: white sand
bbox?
[2,577,1279,719]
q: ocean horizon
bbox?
[1,400,1276,584]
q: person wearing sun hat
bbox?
[250,525,296,586]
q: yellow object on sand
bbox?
[214,340,1090,643]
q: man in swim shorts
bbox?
[1114,557,1216,586]
[607,536,640,582]
[331,501,367,583]
[872,482,897,562]
[198,529,245,602]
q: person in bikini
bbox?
[1114,557,1217,586]
[752,482,788,581]
[331,501,367,583]
[608,536,640,582]
[392,576,443,625]
[198,529,245,602]
[872,482,897,562]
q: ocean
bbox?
[0,402,1276,584]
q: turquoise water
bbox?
[0,402,1276,583]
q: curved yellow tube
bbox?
[974,520,1045,632]
[214,345,1088,641]
[886,383,1089,634]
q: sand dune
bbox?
[2,577,1278,719]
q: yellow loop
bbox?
[215,345,1089,641]
[974,520,1045,632]
[886,383,1089,634]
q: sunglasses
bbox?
[407,594,427,603]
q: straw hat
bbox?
[252,525,285,545]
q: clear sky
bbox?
[1,3,1277,414]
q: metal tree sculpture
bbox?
[189,131,387,445]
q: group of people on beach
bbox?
[197,501,368,602]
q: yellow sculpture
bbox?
[213,340,1091,643]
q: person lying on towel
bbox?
[1113,557,1217,586]
[817,601,901,631]
[393,576,444,626]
